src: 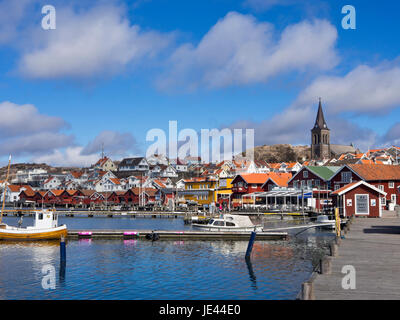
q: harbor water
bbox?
[0,216,334,300]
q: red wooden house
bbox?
[231,173,270,207]
[331,181,387,217]
[330,164,400,209]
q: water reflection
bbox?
[78,239,92,245]
[123,239,137,246]
[0,216,334,300]
[245,257,257,290]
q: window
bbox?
[334,184,340,191]
[389,182,394,188]
[381,197,386,206]
[315,180,320,187]
[226,222,235,227]
[213,221,225,226]
[303,171,308,178]
[38,213,43,220]
[378,185,384,191]
[391,194,396,203]
[341,172,352,183]
[355,194,369,215]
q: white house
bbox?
[119,157,149,171]
[161,165,178,178]
[43,176,63,190]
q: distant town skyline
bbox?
[1,0,400,167]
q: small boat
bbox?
[315,215,336,230]
[0,155,67,240]
[0,209,67,240]
[192,214,263,232]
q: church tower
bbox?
[311,98,330,160]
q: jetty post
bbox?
[60,235,66,261]
[59,235,66,282]
[245,231,257,259]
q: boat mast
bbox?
[0,155,12,224]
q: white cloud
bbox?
[294,62,400,114]
[32,146,100,167]
[81,130,139,156]
[226,59,400,152]
[0,101,67,138]
[0,101,73,157]
[157,12,338,90]
[18,4,173,79]
[0,132,74,157]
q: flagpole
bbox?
[1,155,12,225]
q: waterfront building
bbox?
[288,166,341,190]
[1,184,34,203]
[329,164,400,209]
[180,177,218,207]
[331,180,387,217]
[231,173,270,208]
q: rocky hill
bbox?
[0,163,79,181]
[246,144,311,163]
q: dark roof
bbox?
[119,157,145,167]
[313,99,329,130]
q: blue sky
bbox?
[0,0,400,166]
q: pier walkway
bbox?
[312,214,400,300]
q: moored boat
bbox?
[0,155,67,240]
[315,215,336,230]
[0,209,67,240]
[192,214,263,232]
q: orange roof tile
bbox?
[109,178,121,185]
[348,164,400,181]
[239,173,270,184]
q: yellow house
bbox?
[216,177,233,205]
[182,177,218,206]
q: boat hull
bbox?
[192,224,263,232]
[0,225,68,240]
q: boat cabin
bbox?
[29,210,59,229]
[208,214,257,228]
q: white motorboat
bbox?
[316,215,336,230]
[192,214,263,232]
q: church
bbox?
[311,99,359,160]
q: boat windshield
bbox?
[213,220,225,226]
[208,219,214,225]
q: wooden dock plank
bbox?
[311,217,400,300]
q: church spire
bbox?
[314,98,329,130]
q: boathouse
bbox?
[331,180,387,218]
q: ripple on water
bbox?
[0,217,334,300]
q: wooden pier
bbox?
[67,229,288,241]
[301,214,400,300]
